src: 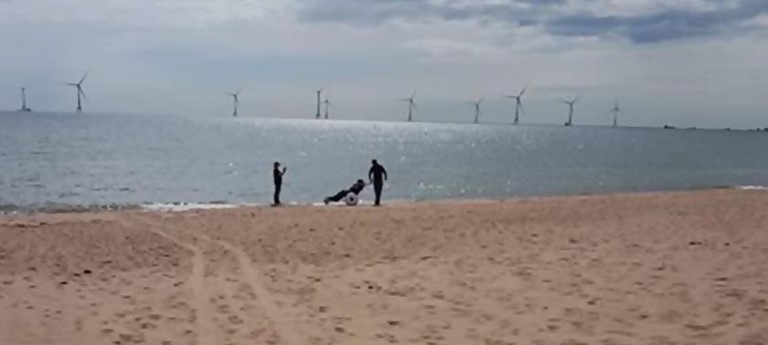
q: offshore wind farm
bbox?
[3,63,768,211]
[4,74,767,212]
[10,74,764,132]
[2,70,767,210]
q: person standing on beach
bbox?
[368,159,388,206]
[273,162,287,206]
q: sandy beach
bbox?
[1,189,767,345]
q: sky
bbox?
[1,0,767,128]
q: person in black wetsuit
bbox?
[368,159,388,206]
[324,179,366,205]
[272,162,287,206]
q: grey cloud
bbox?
[548,0,768,43]
[296,0,555,25]
[297,0,768,43]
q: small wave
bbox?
[1,201,257,215]
[141,202,247,212]
[0,203,142,215]
[735,185,768,191]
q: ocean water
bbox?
[1,111,767,212]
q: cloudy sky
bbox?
[1,0,767,128]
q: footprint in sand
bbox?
[130,216,305,345]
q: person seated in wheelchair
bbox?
[323,179,366,205]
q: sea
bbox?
[1,111,767,213]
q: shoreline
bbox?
[2,185,766,216]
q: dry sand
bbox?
[1,190,767,345]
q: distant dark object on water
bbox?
[663,125,676,129]
[686,127,697,130]
[17,87,31,112]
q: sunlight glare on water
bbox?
[1,111,767,211]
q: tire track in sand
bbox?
[201,234,303,345]
[133,215,303,345]
[129,217,220,345]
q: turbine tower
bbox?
[18,87,31,112]
[505,85,527,125]
[470,98,483,124]
[315,86,325,119]
[562,96,580,127]
[610,99,622,127]
[401,89,418,122]
[228,87,243,117]
[65,72,88,113]
[323,98,332,119]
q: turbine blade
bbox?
[79,71,89,85]
[79,88,88,104]
[519,86,527,97]
[411,87,418,99]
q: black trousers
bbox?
[373,182,383,205]
[274,183,282,205]
[327,190,350,202]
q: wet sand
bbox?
[1,189,767,345]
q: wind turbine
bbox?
[323,98,332,119]
[562,96,580,127]
[469,98,483,124]
[65,72,88,112]
[18,87,31,112]
[315,85,326,119]
[400,88,418,122]
[227,87,243,117]
[504,85,527,125]
[610,99,622,127]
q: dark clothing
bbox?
[369,165,388,184]
[273,167,284,205]
[373,182,383,206]
[273,168,283,185]
[369,163,387,205]
[326,190,348,203]
[349,181,366,195]
[273,183,282,205]
[325,181,365,203]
